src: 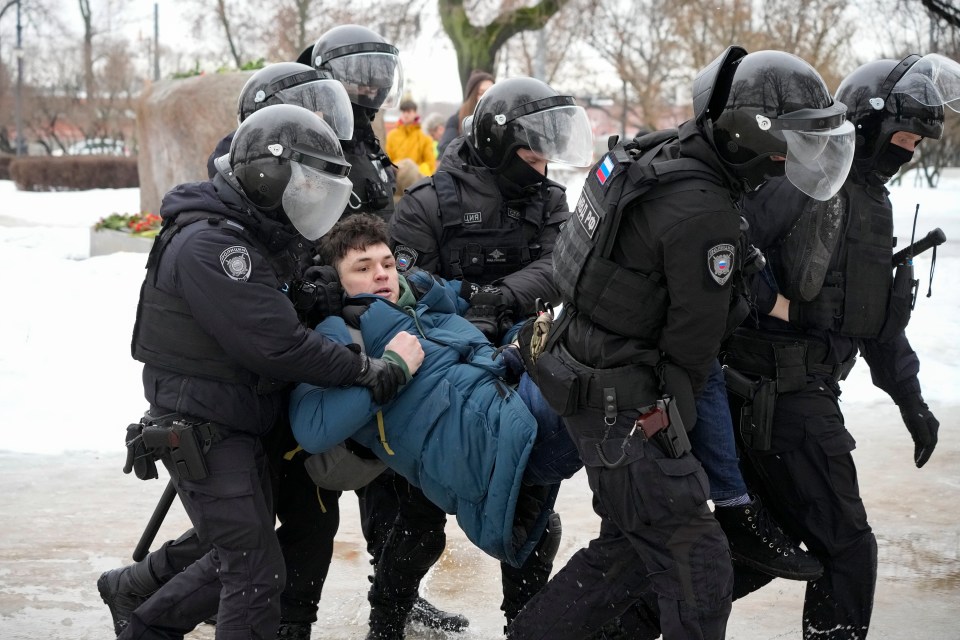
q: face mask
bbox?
[498,152,545,189]
[872,143,914,183]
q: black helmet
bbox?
[835,53,960,178]
[236,62,354,140]
[694,48,855,201]
[470,76,594,171]
[307,25,403,112]
[230,104,353,240]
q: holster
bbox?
[123,414,219,482]
[722,365,776,452]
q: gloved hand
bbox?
[498,344,525,385]
[354,354,408,405]
[460,281,512,343]
[788,287,844,330]
[294,265,343,326]
[897,393,939,468]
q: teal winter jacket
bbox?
[289,270,555,567]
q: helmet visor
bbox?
[514,105,594,167]
[327,52,404,111]
[282,163,353,240]
[783,120,855,201]
[276,79,354,140]
[891,53,960,112]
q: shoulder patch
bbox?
[707,244,735,286]
[220,245,252,282]
[394,245,418,273]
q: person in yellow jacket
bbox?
[386,99,437,175]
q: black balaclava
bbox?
[872,142,915,184]
[496,151,545,200]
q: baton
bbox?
[133,480,177,562]
[892,227,946,266]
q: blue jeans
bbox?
[689,359,749,501]
[518,373,584,485]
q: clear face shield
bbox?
[280,153,353,241]
[513,104,594,167]
[890,53,960,114]
[327,52,404,111]
[781,120,856,201]
[273,79,354,140]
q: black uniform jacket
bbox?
[142,177,362,434]
[565,120,742,394]
[389,136,569,316]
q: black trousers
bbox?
[731,377,877,639]
[124,426,342,629]
[509,408,733,640]
[120,433,284,640]
[367,475,561,625]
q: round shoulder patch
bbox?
[707,243,735,286]
[394,245,418,273]
[220,245,252,282]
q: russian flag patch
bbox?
[595,155,614,185]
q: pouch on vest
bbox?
[877,262,917,342]
[534,350,581,417]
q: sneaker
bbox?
[407,596,470,632]
[97,568,148,637]
[714,496,824,581]
[277,621,312,639]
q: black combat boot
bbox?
[407,596,469,632]
[714,496,823,581]
[366,601,408,640]
[277,621,312,639]
[96,561,160,636]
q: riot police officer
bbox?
[98,64,357,640]
[113,104,420,640]
[365,77,594,639]
[508,48,856,640]
[299,24,402,221]
[724,53,958,640]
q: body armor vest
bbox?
[833,188,895,338]
[432,170,546,284]
[553,130,728,339]
[131,212,287,392]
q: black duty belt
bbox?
[554,343,660,413]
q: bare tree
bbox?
[438,0,571,87]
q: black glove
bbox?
[293,265,343,326]
[788,286,844,330]
[897,393,939,468]
[354,354,407,405]
[460,281,512,343]
[498,344,525,385]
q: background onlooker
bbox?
[422,112,447,158]
[385,99,437,176]
[393,158,423,203]
[437,70,495,158]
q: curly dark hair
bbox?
[318,213,390,267]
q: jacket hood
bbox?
[680,119,744,196]
[159,175,302,254]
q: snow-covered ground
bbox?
[0,175,957,639]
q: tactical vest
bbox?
[342,135,396,221]
[769,193,846,303]
[131,211,288,393]
[553,130,729,339]
[432,170,548,284]
[833,187,894,338]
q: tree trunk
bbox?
[438,0,570,88]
